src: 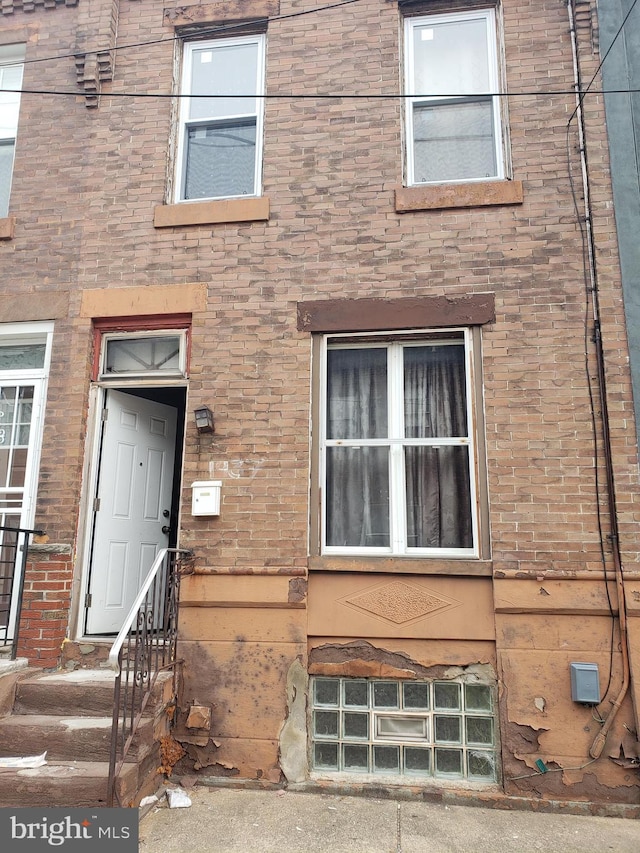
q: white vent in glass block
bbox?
[191,481,222,516]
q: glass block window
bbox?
[311,677,497,783]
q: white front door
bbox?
[85,390,177,635]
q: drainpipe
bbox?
[566,0,633,759]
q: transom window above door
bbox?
[320,330,480,557]
[99,331,187,379]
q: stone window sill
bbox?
[153,196,270,228]
[395,180,524,213]
[309,556,493,577]
[0,217,15,240]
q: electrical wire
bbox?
[0,0,366,68]
[568,0,640,126]
[4,87,640,100]
[509,757,598,782]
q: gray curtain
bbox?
[326,344,472,550]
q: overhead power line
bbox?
[2,87,640,100]
[0,0,366,68]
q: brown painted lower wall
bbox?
[170,570,640,804]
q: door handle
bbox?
[162,526,171,535]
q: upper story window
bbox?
[0,44,25,218]
[321,330,479,557]
[404,10,503,185]
[175,35,266,202]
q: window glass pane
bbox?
[404,345,467,438]
[0,141,15,218]
[326,446,390,547]
[8,447,26,487]
[189,42,259,120]
[373,682,399,708]
[0,64,23,136]
[412,99,497,183]
[405,747,431,774]
[466,717,493,746]
[0,343,45,370]
[405,446,473,548]
[344,712,368,739]
[434,682,461,710]
[343,743,369,771]
[373,745,399,773]
[376,716,427,739]
[104,336,181,375]
[465,684,492,712]
[435,716,461,744]
[315,678,339,706]
[16,387,32,446]
[314,711,339,738]
[343,680,368,707]
[435,748,463,776]
[327,348,387,439]
[314,742,338,770]
[468,750,496,781]
[403,682,429,709]
[184,120,256,200]
[412,17,491,96]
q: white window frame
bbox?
[320,329,479,558]
[0,321,53,529]
[98,330,188,380]
[0,44,25,218]
[404,9,503,186]
[174,34,266,203]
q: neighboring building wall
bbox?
[1,0,639,804]
[599,0,640,436]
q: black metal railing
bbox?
[107,547,193,807]
[0,524,44,660]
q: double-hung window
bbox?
[321,330,478,557]
[176,35,266,202]
[0,45,24,218]
[404,10,503,185]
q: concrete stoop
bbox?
[0,668,173,807]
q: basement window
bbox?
[311,676,497,783]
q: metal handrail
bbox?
[107,547,193,807]
[0,524,45,660]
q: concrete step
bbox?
[13,668,172,716]
[13,669,117,716]
[0,667,174,807]
[0,713,155,762]
[0,760,139,808]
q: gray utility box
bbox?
[570,662,600,705]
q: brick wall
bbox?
[17,550,73,669]
[1,0,639,799]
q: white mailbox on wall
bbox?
[191,481,222,516]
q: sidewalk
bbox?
[139,786,639,853]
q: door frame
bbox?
[73,379,188,640]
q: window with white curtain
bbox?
[176,35,265,202]
[0,44,25,218]
[404,10,503,185]
[321,331,478,556]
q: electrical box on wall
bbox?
[191,481,222,516]
[570,662,600,705]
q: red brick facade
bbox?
[1,0,640,805]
